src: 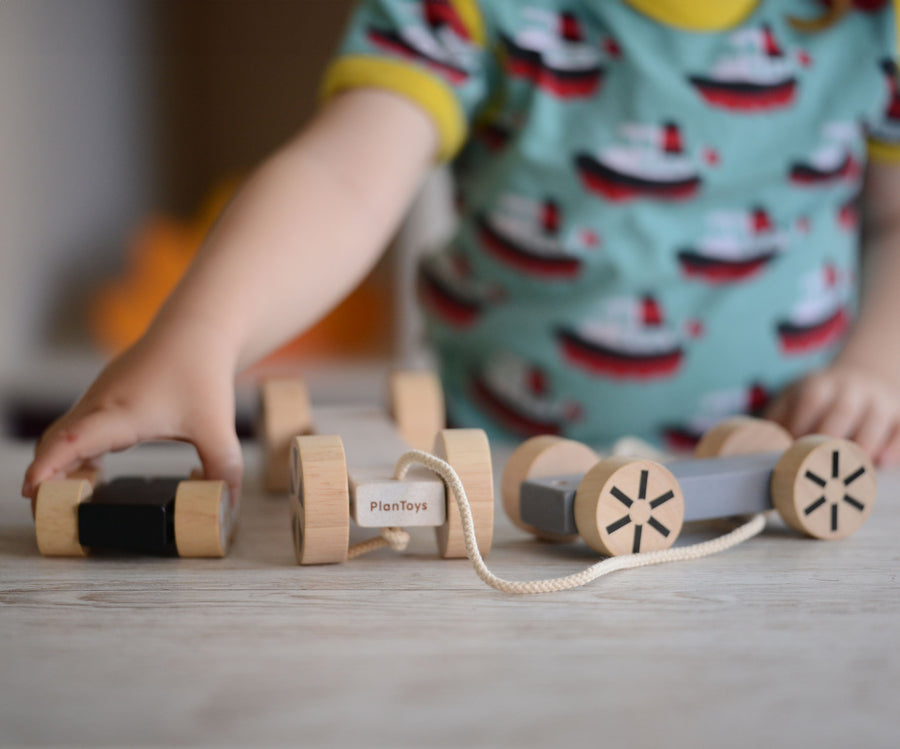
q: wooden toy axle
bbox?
[35,472,235,558]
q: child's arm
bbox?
[766,160,900,466]
[22,88,438,499]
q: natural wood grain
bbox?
[258,377,313,493]
[574,457,685,556]
[501,435,598,542]
[388,370,445,452]
[1,439,899,748]
[694,416,794,459]
[174,480,232,558]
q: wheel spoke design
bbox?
[650,490,675,509]
[638,470,648,499]
[632,524,643,553]
[611,486,633,507]
[843,494,864,511]
[606,515,631,534]
[797,447,870,535]
[647,516,670,538]
[804,496,826,515]
[805,470,826,487]
[843,466,866,486]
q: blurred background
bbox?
[0,0,452,440]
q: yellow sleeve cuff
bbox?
[867,138,900,164]
[320,56,468,162]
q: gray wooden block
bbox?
[520,452,785,537]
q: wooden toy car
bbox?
[259,372,493,565]
[258,370,445,493]
[34,467,236,558]
[502,417,877,556]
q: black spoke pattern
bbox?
[647,517,671,538]
[638,470,648,500]
[843,494,865,511]
[805,470,827,487]
[843,466,866,486]
[606,515,632,534]
[632,525,643,553]
[650,490,675,509]
[801,449,869,533]
[804,497,826,515]
[611,487,633,508]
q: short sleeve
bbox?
[321,0,492,162]
[866,3,900,163]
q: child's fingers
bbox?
[763,390,792,425]
[852,403,896,459]
[22,410,138,498]
[191,425,244,504]
[813,388,866,439]
[877,426,900,468]
[783,375,836,436]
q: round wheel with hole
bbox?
[574,457,685,556]
[290,435,350,565]
[34,479,94,557]
[433,429,494,558]
[174,480,232,558]
[770,436,876,540]
[501,435,599,542]
[258,378,313,493]
[694,416,793,459]
[389,370,446,452]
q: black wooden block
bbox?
[77,478,182,555]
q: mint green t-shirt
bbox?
[324,0,900,448]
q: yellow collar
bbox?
[624,0,760,31]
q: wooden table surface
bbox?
[1,438,898,748]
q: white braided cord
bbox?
[386,449,768,595]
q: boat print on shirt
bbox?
[776,264,851,355]
[789,122,861,185]
[500,8,611,97]
[476,194,591,279]
[678,207,787,283]
[662,383,772,450]
[366,0,478,84]
[418,252,504,328]
[470,351,583,437]
[558,296,686,380]
[689,25,798,111]
[576,122,703,202]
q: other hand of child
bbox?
[21,321,242,501]
[765,362,900,468]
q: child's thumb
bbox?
[193,428,244,506]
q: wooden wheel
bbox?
[258,378,313,493]
[34,478,95,557]
[433,429,494,558]
[389,370,445,452]
[695,416,793,459]
[290,435,350,565]
[174,480,232,558]
[771,436,876,540]
[574,457,685,556]
[501,435,598,542]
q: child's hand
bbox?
[21,322,242,501]
[765,363,900,468]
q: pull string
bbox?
[387,449,767,595]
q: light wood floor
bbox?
[1,438,898,748]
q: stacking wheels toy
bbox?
[34,468,236,558]
[503,417,877,556]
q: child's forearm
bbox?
[149,88,437,371]
[836,162,900,381]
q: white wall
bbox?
[0,0,153,374]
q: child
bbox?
[22,0,900,503]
